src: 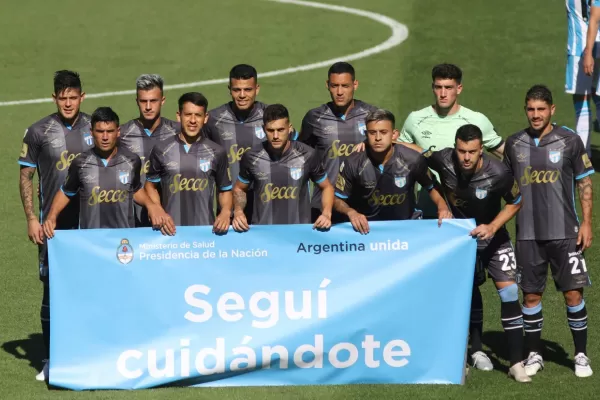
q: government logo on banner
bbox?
[116,239,134,265]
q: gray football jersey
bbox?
[239,141,327,225]
[299,100,377,211]
[147,136,231,226]
[18,112,93,227]
[62,148,142,229]
[119,117,179,226]
[504,125,595,240]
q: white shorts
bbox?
[565,55,600,95]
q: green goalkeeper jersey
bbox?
[399,105,504,217]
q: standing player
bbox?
[202,64,269,221]
[421,125,528,382]
[333,109,451,233]
[299,62,377,223]
[145,92,232,231]
[17,70,92,381]
[119,74,179,226]
[504,85,594,378]
[43,107,173,235]
[399,64,504,219]
[232,104,333,230]
[574,0,600,154]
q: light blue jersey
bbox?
[566,0,600,56]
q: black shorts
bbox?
[516,239,591,293]
[474,232,518,286]
[38,241,49,283]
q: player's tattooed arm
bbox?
[20,166,44,244]
[19,166,37,221]
[232,181,250,232]
[577,176,593,249]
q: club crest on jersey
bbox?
[475,188,487,199]
[255,126,266,140]
[117,238,134,265]
[83,132,93,146]
[290,167,303,181]
[358,122,367,136]
[394,175,406,188]
[119,171,130,185]
[549,150,561,164]
[199,159,211,172]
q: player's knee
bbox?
[522,292,542,308]
[497,283,518,302]
[563,289,583,307]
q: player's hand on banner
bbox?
[577,221,593,250]
[148,205,176,236]
[348,210,369,234]
[437,208,453,227]
[213,212,230,234]
[232,211,250,232]
[28,218,45,244]
[313,212,332,230]
[470,224,496,241]
[583,51,595,76]
[42,218,55,240]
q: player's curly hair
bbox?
[525,84,553,105]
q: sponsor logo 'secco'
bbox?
[520,166,560,186]
[260,183,298,203]
[88,186,128,205]
[56,150,80,171]
[368,190,406,206]
[169,174,209,193]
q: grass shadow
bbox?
[2,333,45,373]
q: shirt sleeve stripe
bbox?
[60,186,77,197]
[576,170,595,180]
[510,194,522,205]
[220,185,233,191]
[18,160,37,168]
[487,138,504,151]
[146,177,161,183]
[237,175,250,184]
[312,173,328,184]
[335,192,348,199]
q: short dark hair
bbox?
[178,92,209,112]
[229,64,257,82]
[455,124,482,144]
[54,70,82,95]
[263,104,289,125]
[91,107,119,128]
[432,63,462,84]
[365,109,396,129]
[328,62,355,80]
[525,84,553,105]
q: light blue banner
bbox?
[48,220,476,390]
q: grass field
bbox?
[1,0,599,398]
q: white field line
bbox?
[0,0,408,107]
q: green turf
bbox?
[1,0,600,398]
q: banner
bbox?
[48,220,476,390]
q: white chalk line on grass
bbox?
[0,0,408,107]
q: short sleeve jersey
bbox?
[147,136,232,226]
[334,144,434,220]
[427,148,521,226]
[62,148,142,229]
[238,141,327,225]
[118,117,179,226]
[202,101,269,182]
[299,100,377,210]
[504,125,595,240]
[18,112,93,227]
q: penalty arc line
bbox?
[0,0,408,107]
